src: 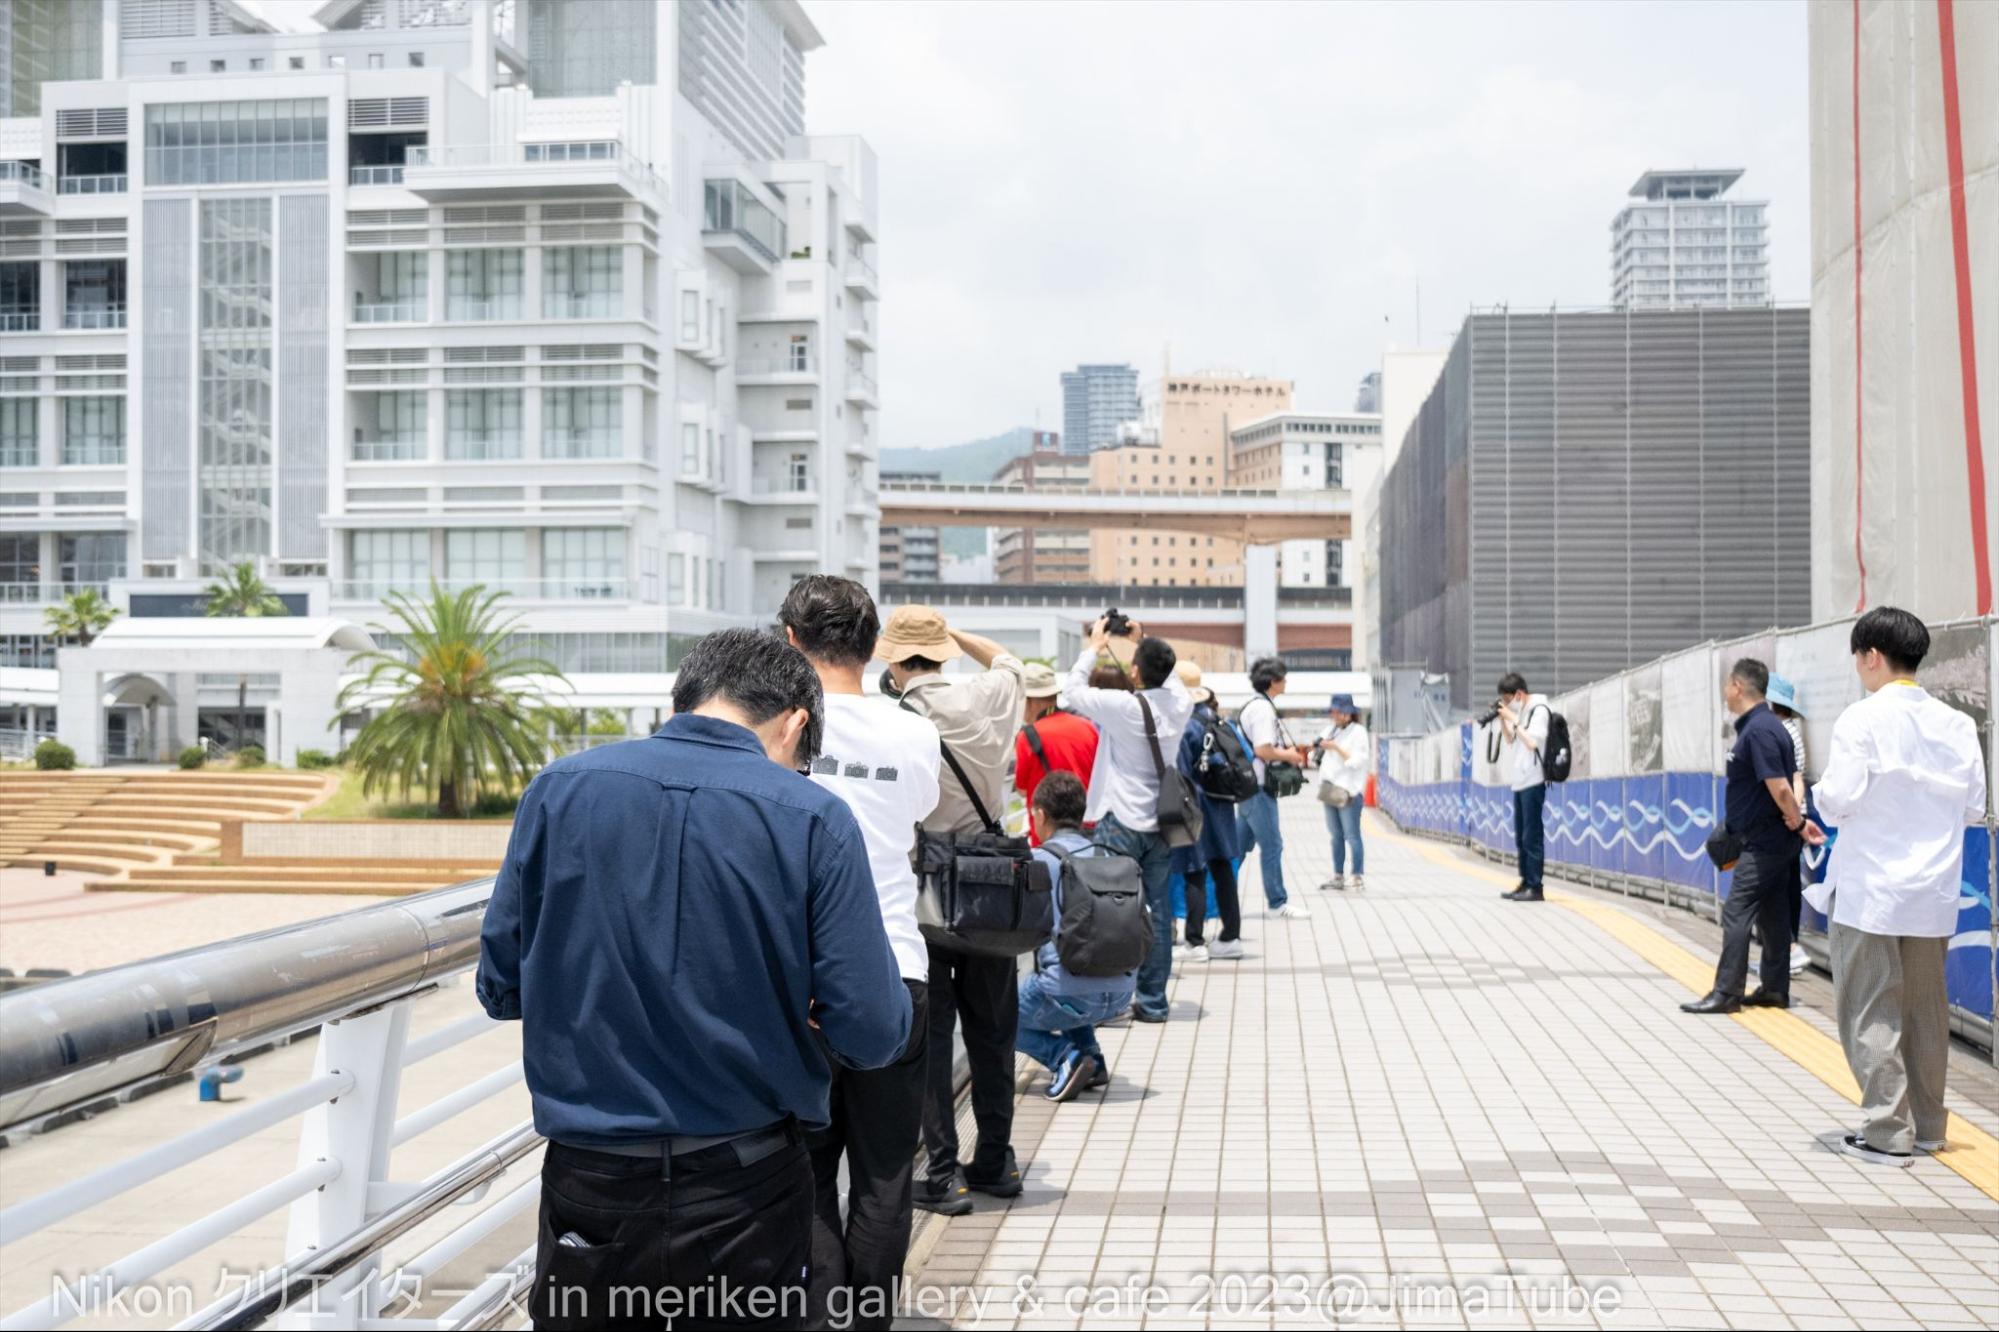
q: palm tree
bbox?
[337,585,567,817]
[43,586,119,647]
[201,562,288,751]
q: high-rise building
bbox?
[1378,307,1810,711]
[0,0,881,763]
[992,443,1089,585]
[1611,169,1770,310]
[878,469,939,582]
[1058,362,1137,456]
[1352,370,1380,413]
[1228,410,1381,591]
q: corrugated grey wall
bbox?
[1383,307,1812,710]
[277,193,329,560]
[141,197,192,564]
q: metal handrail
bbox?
[0,879,493,1134]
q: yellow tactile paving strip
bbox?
[1390,826,1999,1203]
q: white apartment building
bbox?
[1610,168,1770,310]
[1227,409,1380,591]
[0,0,881,764]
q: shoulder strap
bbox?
[1135,692,1169,782]
[1022,721,1049,767]
[901,697,1000,835]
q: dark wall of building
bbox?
[1381,306,1810,710]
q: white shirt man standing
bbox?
[1495,672,1552,901]
[1809,606,1986,1169]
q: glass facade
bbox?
[146,101,329,186]
[0,262,39,332]
[446,389,522,460]
[541,527,623,598]
[58,531,125,586]
[0,398,34,466]
[543,246,621,319]
[445,249,522,321]
[446,528,525,589]
[0,0,102,117]
[543,387,619,459]
[524,0,656,98]
[354,390,426,460]
[350,528,429,593]
[63,397,125,465]
[197,198,275,571]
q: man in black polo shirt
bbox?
[1683,657,1825,1015]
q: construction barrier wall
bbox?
[1376,614,1996,1051]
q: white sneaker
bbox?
[1350,875,1366,893]
[1173,941,1204,961]
[1189,943,1214,963]
[1789,944,1809,975]
[1319,875,1345,892]
[1277,902,1313,920]
[1205,938,1245,960]
[1916,1137,1947,1153]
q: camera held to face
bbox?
[1476,700,1504,727]
[1102,608,1134,638]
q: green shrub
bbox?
[178,746,207,770]
[235,744,267,769]
[33,740,76,771]
[295,748,335,770]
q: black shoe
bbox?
[1130,1005,1168,1024]
[1743,989,1790,1008]
[964,1150,1024,1198]
[1084,1060,1110,1091]
[912,1173,974,1216]
[1501,887,1545,902]
[1680,991,1742,1015]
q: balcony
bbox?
[349,164,405,186]
[333,576,641,603]
[845,310,876,350]
[737,353,817,386]
[843,251,879,297]
[403,141,664,203]
[845,368,878,405]
[352,299,424,324]
[63,304,125,330]
[702,179,785,274]
[57,173,127,195]
[0,309,39,333]
[541,429,620,460]
[544,293,622,321]
[350,436,426,461]
[444,298,521,324]
[0,161,51,216]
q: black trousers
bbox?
[534,1130,811,1331]
[1715,848,1793,1000]
[806,980,927,1331]
[1181,857,1241,945]
[921,943,1016,1187]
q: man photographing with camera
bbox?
[1492,673,1550,902]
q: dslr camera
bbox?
[1475,699,1505,727]
[1102,608,1135,638]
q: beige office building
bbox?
[1088,370,1291,587]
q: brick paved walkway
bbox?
[903,800,1999,1330]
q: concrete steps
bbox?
[0,770,335,877]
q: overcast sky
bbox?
[804,0,1811,450]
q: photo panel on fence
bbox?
[1774,617,1862,784]
[1659,645,1719,895]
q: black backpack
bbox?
[1539,706,1573,783]
[1192,711,1259,804]
[1138,693,1205,850]
[1048,841,1151,977]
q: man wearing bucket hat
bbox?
[1766,673,1811,977]
[879,605,1032,1213]
[1013,661,1099,846]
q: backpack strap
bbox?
[901,697,1002,836]
[1022,721,1049,768]
[1136,692,1169,783]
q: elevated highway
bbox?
[877,481,1351,543]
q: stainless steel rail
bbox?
[0,879,495,1133]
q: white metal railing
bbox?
[847,368,878,398]
[334,577,637,602]
[540,429,619,459]
[441,435,521,461]
[543,293,621,320]
[62,305,125,330]
[845,252,878,288]
[0,311,39,332]
[0,881,541,1331]
[444,299,519,323]
[407,141,665,200]
[353,299,424,323]
[350,164,406,186]
[737,353,816,376]
[350,436,426,461]
[57,173,126,195]
[0,161,46,190]
[60,442,124,466]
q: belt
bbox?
[554,1120,796,1180]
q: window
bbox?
[446,389,521,460]
[57,531,124,586]
[368,53,385,69]
[349,529,429,594]
[0,399,35,467]
[0,262,39,331]
[358,251,426,320]
[63,397,124,465]
[63,259,125,328]
[788,335,810,372]
[788,451,809,492]
[409,51,426,67]
[197,198,274,570]
[543,387,619,459]
[678,290,700,342]
[543,246,620,319]
[289,56,305,69]
[171,61,187,74]
[666,552,685,605]
[0,533,40,593]
[445,528,525,591]
[249,57,264,70]
[353,391,424,460]
[679,421,700,476]
[210,59,226,72]
[541,527,624,599]
[144,99,329,185]
[446,249,523,321]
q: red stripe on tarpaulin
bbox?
[1937,0,1992,615]
[1852,0,1867,611]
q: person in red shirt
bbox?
[1013,661,1100,845]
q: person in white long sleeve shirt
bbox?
[1062,616,1193,1024]
[1808,607,1986,1169]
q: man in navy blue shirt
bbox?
[478,627,911,1329]
[1684,657,1823,1016]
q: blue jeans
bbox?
[1513,783,1546,889]
[1236,791,1288,908]
[1325,799,1364,875]
[1093,812,1174,1020]
[1016,971,1132,1071]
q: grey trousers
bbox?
[1831,923,1950,1154]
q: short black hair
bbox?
[1250,656,1288,695]
[671,627,824,764]
[1134,636,1177,690]
[1497,672,1528,696]
[1032,768,1087,831]
[1850,605,1929,673]
[778,575,879,669]
[1730,657,1769,698]
[898,654,944,674]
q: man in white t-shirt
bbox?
[780,576,940,1330]
[1495,671,1551,902]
